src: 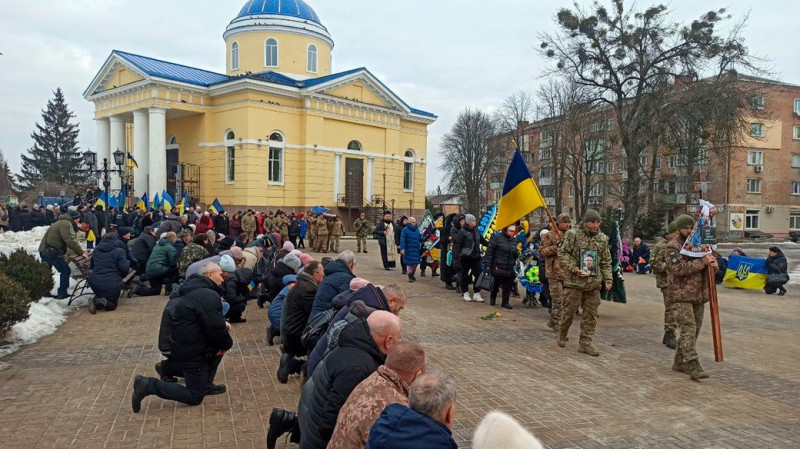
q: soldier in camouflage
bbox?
[665,214,718,381]
[308,212,317,249]
[556,209,612,356]
[353,213,371,253]
[275,210,290,243]
[650,221,679,349]
[241,209,257,241]
[315,214,329,253]
[177,235,210,277]
[539,213,572,332]
[330,216,345,253]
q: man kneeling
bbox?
[131,262,232,412]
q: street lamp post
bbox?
[391,199,395,219]
[82,149,125,210]
[409,199,413,217]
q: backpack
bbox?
[301,308,336,352]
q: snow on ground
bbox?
[0,227,87,358]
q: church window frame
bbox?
[347,140,362,152]
[268,131,285,185]
[403,149,415,192]
[231,42,240,71]
[225,130,236,184]
[265,38,279,68]
[307,44,318,73]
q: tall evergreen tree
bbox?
[0,149,17,196]
[18,88,84,189]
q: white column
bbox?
[132,109,149,199]
[109,116,126,190]
[333,153,342,203]
[95,118,110,188]
[366,157,375,203]
[148,107,167,199]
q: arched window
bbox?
[225,130,235,183]
[347,140,362,151]
[231,42,239,71]
[268,132,284,184]
[167,136,179,149]
[403,150,414,191]
[265,38,279,67]
[307,44,318,73]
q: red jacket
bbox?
[195,215,214,235]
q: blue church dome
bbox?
[236,0,322,25]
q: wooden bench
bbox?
[67,254,92,305]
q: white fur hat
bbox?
[472,411,544,449]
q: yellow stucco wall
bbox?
[225,31,332,77]
[326,83,389,108]
[102,67,143,91]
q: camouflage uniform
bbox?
[330,219,344,253]
[308,214,317,249]
[315,216,329,253]
[539,230,566,331]
[177,242,209,277]
[353,217,371,253]
[665,236,715,378]
[241,213,256,241]
[276,215,290,243]
[650,236,677,334]
[557,224,612,353]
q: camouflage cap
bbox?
[667,221,678,234]
[557,213,571,224]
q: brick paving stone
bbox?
[1,239,799,448]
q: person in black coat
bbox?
[19,207,32,231]
[266,311,403,449]
[132,264,232,411]
[374,211,393,270]
[261,254,301,307]
[222,267,255,323]
[483,225,520,309]
[394,216,408,274]
[94,205,107,235]
[88,233,131,313]
[130,226,157,274]
[765,246,789,295]
[9,206,23,232]
[278,261,324,383]
[453,214,488,302]
[448,215,464,292]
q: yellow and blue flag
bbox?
[137,193,148,211]
[248,280,257,292]
[177,198,185,215]
[723,255,767,290]
[183,191,191,208]
[162,191,175,212]
[209,198,225,214]
[95,191,108,209]
[495,147,547,230]
[153,192,162,210]
[127,153,139,168]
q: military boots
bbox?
[672,352,686,373]
[578,343,600,356]
[684,360,709,381]
[662,329,676,349]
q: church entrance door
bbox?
[345,158,364,207]
[166,148,179,200]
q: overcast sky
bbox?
[1,0,798,193]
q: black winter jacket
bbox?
[280,271,319,344]
[89,237,130,285]
[130,232,157,266]
[453,224,485,261]
[169,275,233,364]
[298,318,385,449]
[266,262,296,301]
[156,216,183,238]
[223,268,254,306]
[484,231,519,276]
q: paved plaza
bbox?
[1,240,799,448]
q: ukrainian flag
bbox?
[127,153,139,168]
[153,192,162,210]
[95,191,108,209]
[137,193,148,211]
[183,191,191,208]
[162,191,175,212]
[495,148,547,230]
[177,198,185,215]
[723,255,767,290]
[209,198,225,214]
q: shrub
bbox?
[0,272,31,339]
[0,249,55,301]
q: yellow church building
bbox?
[83,0,435,215]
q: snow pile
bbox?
[0,227,84,358]
[787,267,800,286]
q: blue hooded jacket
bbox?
[268,274,297,326]
[309,259,355,320]
[400,223,421,265]
[365,403,457,449]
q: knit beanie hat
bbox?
[289,249,302,258]
[583,209,601,223]
[219,255,236,273]
[675,214,695,230]
[465,214,476,223]
[557,213,571,224]
[667,221,678,234]
[117,227,132,238]
[350,277,370,291]
[299,253,314,266]
[282,253,302,271]
[229,246,244,261]
[218,236,235,251]
[283,241,295,252]
[472,411,544,449]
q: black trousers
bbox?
[137,269,177,296]
[298,237,305,248]
[379,242,390,269]
[490,275,515,305]
[459,257,482,293]
[145,355,222,406]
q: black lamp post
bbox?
[409,199,413,217]
[83,149,125,210]
[390,199,395,219]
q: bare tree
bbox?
[540,0,762,235]
[441,108,504,214]
[495,90,536,146]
